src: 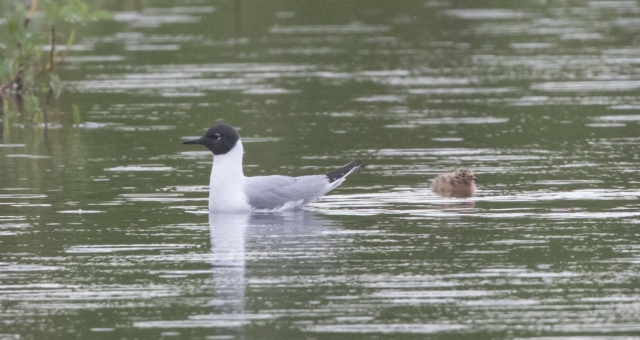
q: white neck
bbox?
[210,140,245,181]
[208,140,250,211]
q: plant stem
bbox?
[42,24,58,129]
[15,70,24,113]
[24,0,38,28]
[0,96,3,141]
[49,25,56,72]
[0,73,21,93]
[44,90,52,128]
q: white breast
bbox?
[208,141,251,212]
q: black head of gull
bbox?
[183,123,241,155]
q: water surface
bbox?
[2,1,640,339]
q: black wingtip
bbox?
[326,159,363,183]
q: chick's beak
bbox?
[473,176,478,181]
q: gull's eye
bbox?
[212,133,220,140]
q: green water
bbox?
[2,1,640,339]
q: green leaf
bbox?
[61,0,90,22]
[14,2,26,14]
[90,10,114,20]
[49,74,62,98]
[8,3,26,34]
[44,2,62,23]
[72,104,81,125]
[23,94,40,113]
[0,59,12,82]
[7,17,21,35]
[66,29,76,49]
[4,59,14,72]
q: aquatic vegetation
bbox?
[0,0,111,123]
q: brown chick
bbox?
[431,168,477,198]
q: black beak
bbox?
[182,138,204,145]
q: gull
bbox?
[183,123,362,212]
[431,168,477,198]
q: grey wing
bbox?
[244,175,331,210]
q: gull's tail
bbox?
[326,159,363,183]
[308,159,363,203]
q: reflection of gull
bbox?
[208,211,336,315]
[209,213,249,313]
[133,212,339,330]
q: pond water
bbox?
[2,0,640,339]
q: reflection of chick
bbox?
[431,168,477,198]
